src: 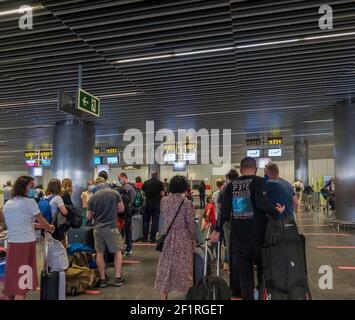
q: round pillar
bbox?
[334,103,355,223]
[52,120,95,208]
[294,139,309,186]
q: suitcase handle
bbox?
[203,238,222,277]
[203,224,222,277]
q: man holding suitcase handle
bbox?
[211,157,285,300]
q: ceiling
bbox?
[0,0,354,169]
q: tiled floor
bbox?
[26,208,355,300]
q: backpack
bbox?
[38,195,55,223]
[133,189,144,208]
[65,205,82,229]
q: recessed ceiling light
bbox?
[99,92,140,98]
[293,132,333,137]
[302,119,334,124]
[176,105,313,118]
[115,47,234,64]
[0,4,44,17]
[115,31,355,63]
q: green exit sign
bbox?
[77,88,100,117]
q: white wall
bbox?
[0,171,27,188]
[0,158,335,192]
[161,159,335,189]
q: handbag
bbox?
[156,199,185,252]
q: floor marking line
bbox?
[317,246,355,249]
[85,290,102,295]
[134,243,156,247]
[298,224,329,227]
[337,266,355,270]
[303,233,350,236]
[123,260,141,264]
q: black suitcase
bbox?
[40,270,59,300]
[68,227,94,249]
[260,216,311,300]
[40,240,66,300]
[187,241,231,300]
[193,244,212,284]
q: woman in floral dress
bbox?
[155,176,196,300]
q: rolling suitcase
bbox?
[193,244,212,284]
[68,226,94,249]
[187,241,231,300]
[40,239,66,300]
[260,216,311,300]
[131,214,143,242]
[195,217,203,246]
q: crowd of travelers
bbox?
[0,157,315,300]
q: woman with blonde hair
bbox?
[62,178,74,206]
[81,180,94,226]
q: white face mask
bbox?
[88,185,95,192]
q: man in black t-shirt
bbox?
[141,172,165,242]
[211,157,284,300]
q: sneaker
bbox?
[125,250,133,256]
[114,277,126,287]
[223,263,230,271]
[99,279,108,288]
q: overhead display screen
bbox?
[39,150,52,158]
[173,162,186,172]
[247,149,261,158]
[41,159,52,167]
[164,153,176,162]
[106,147,118,154]
[26,160,38,167]
[183,153,196,161]
[107,156,119,165]
[94,157,102,165]
[33,167,43,177]
[268,148,282,157]
[246,139,261,147]
[267,137,283,145]
[24,151,38,159]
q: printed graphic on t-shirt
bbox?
[232,179,254,219]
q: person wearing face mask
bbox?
[81,180,94,226]
[118,173,136,255]
[3,176,55,300]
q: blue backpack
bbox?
[38,195,55,223]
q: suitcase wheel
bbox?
[70,287,77,296]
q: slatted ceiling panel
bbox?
[0,0,351,167]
